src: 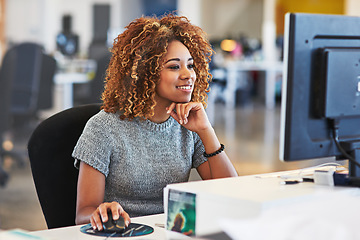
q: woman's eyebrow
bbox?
[165,58,180,64]
[165,57,193,64]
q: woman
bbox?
[73,14,237,231]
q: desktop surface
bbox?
[29,168,360,240]
[164,167,358,237]
[31,214,173,240]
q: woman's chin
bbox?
[174,99,191,104]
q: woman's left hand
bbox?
[166,102,211,133]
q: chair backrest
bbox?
[0,47,16,135]
[28,104,102,229]
[0,47,16,188]
[9,42,44,115]
[37,54,57,110]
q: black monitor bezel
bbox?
[280,13,360,163]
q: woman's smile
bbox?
[176,84,193,91]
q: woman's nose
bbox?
[180,67,192,80]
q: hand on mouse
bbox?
[90,201,131,231]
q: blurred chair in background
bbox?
[0,47,16,187]
[0,166,8,187]
[6,42,57,128]
[0,42,57,177]
[9,43,47,128]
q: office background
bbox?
[1,0,360,232]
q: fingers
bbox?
[122,210,131,227]
[167,103,182,124]
[167,102,200,125]
[110,202,131,227]
[91,207,104,231]
[91,202,131,231]
[166,102,176,117]
[98,203,109,222]
[176,104,186,124]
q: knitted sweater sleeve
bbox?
[72,111,113,177]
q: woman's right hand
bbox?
[76,162,131,230]
[90,201,131,231]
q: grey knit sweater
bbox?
[72,110,207,217]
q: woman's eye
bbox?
[168,65,179,70]
[188,64,194,69]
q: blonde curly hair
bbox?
[101,14,214,120]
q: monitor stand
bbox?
[341,140,360,186]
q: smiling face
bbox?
[155,40,196,107]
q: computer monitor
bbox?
[280,13,360,179]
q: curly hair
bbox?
[101,14,214,120]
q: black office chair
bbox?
[28,104,102,229]
[0,43,57,169]
[37,54,57,111]
[9,43,44,121]
[4,42,57,118]
[0,45,16,186]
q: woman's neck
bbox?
[148,101,171,124]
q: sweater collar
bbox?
[135,116,176,131]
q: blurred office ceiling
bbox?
[3,0,264,56]
[2,0,360,58]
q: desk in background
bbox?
[53,58,96,111]
[223,60,283,109]
[54,72,90,110]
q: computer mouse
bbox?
[102,211,126,233]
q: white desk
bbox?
[53,58,97,111]
[54,72,90,110]
[165,168,360,239]
[29,169,360,240]
[30,214,192,240]
[224,60,283,109]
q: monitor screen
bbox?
[280,13,360,178]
